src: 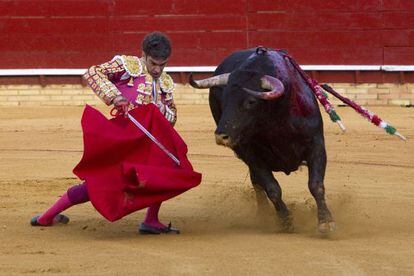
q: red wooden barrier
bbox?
[0,0,413,68]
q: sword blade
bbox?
[127,113,181,166]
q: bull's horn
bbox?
[243,75,284,100]
[189,73,230,89]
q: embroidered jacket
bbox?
[83,55,177,125]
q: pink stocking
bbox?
[143,202,166,229]
[37,192,73,225]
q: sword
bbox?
[127,113,181,166]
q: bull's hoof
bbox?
[280,216,294,233]
[318,221,336,234]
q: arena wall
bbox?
[0,83,413,107]
[1,0,413,106]
[0,0,413,67]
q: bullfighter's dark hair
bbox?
[142,32,172,60]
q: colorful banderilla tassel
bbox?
[310,79,346,131]
[321,84,406,141]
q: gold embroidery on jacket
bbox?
[120,55,143,77]
[160,73,174,94]
[83,58,124,105]
[84,54,177,124]
[136,94,144,104]
[137,83,146,93]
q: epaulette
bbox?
[159,72,174,93]
[113,55,143,77]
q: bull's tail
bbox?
[321,84,406,141]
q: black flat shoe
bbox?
[30,214,70,226]
[139,222,180,235]
[30,215,43,226]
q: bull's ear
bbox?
[189,73,230,89]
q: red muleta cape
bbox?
[73,104,202,222]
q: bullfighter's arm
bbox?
[82,58,125,105]
[159,72,177,126]
[164,99,177,126]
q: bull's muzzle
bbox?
[215,133,231,147]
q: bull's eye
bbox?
[244,97,258,109]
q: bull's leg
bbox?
[249,166,293,232]
[251,182,271,218]
[307,139,336,233]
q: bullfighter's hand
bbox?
[162,105,175,124]
[156,102,166,115]
[156,103,174,123]
[113,95,129,117]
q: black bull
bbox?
[190,47,336,233]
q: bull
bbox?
[190,47,336,233]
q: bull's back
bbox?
[214,49,257,75]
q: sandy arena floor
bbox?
[0,104,413,275]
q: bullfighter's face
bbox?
[143,54,168,79]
